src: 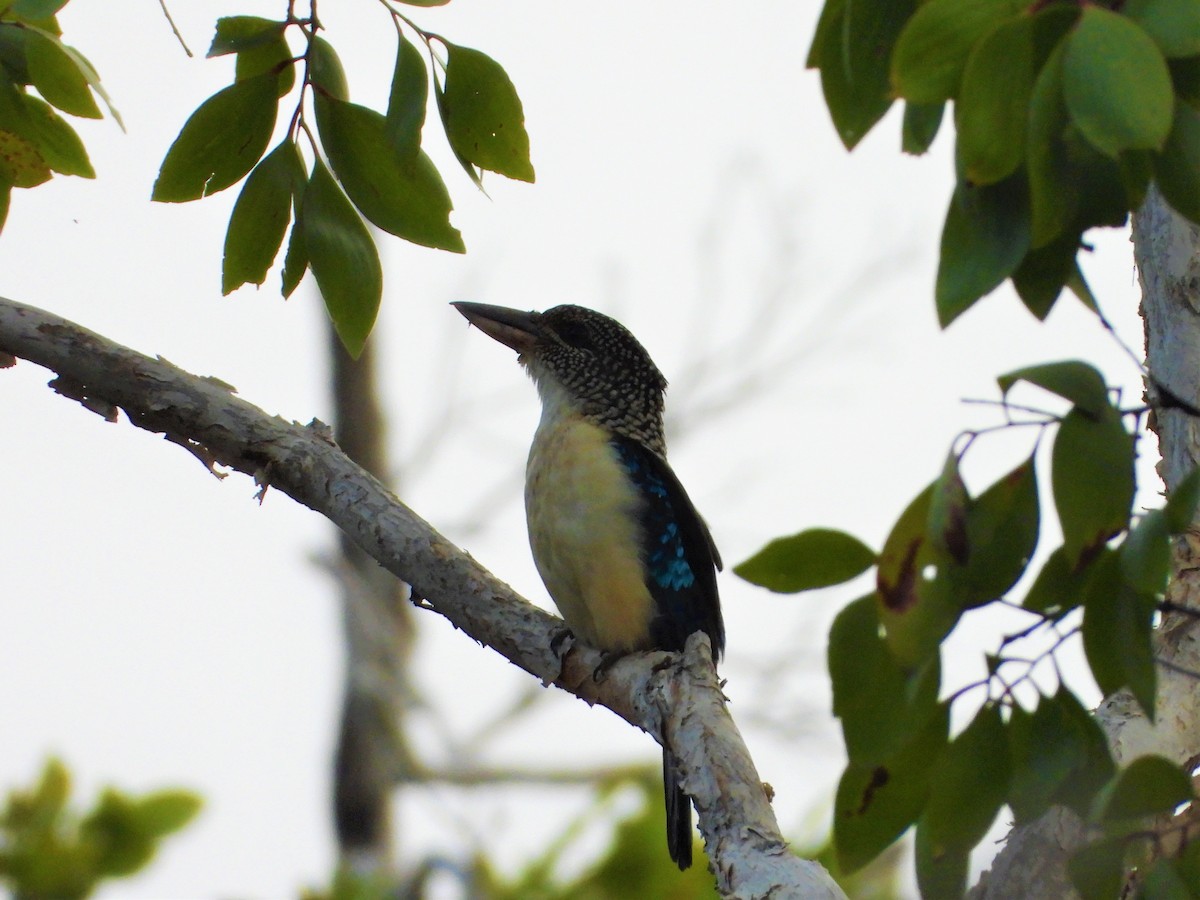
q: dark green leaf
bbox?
[222,139,305,294]
[1097,755,1193,824]
[24,29,100,118]
[0,126,49,186]
[152,74,277,202]
[1066,262,1098,313]
[834,705,949,873]
[1165,465,1200,532]
[1023,545,1100,616]
[875,482,963,666]
[1027,43,1077,247]
[1052,407,1135,567]
[235,35,295,98]
[902,101,944,155]
[1156,100,1200,225]
[1050,687,1117,816]
[441,43,534,182]
[956,15,1033,185]
[1012,234,1079,320]
[922,704,1009,855]
[50,42,121,128]
[734,528,876,593]
[309,36,348,101]
[914,820,969,900]
[1068,838,1129,900]
[0,81,91,176]
[314,93,464,252]
[386,34,427,157]
[998,360,1110,418]
[955,454,1039,607]
[302,160,381,358]
[1124,0,1200,58]
[0,24,31,85]
[936,172,1031,326]
[929,450,969,565]
[207,16,284,57]
[1172,56,1200,106]
[1082,552,1156,717]
[281,203,307,298]
[1139,859,1193,900]
[829,595,942,765]
[890,0,1019,103]
[1120,509,1170,595]
[0,175,10,233]
[1007,695,1088,824]
[807,0,914,149]
[1062,7,1173,158]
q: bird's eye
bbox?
[555,320,590,349]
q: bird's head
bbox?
[453,301,668,450]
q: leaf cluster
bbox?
[151,4,535,357]
[0,757,201,899]
[738,360,1200,897]
[0,0,120,234]
[808,0,1200,326]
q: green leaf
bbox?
[1139,859,1193,900]
[1173,56,1200,106]
[1165,465,1200,532]
[396,0,450,6]
[834,705,949,873]
[902,101,944,155]
[1012,234,1079,320]
[890,0,1018,103]
[386,33,427,157]
[929,450,969,565]
[11,0,68,17]
[441,43,534,183]
[207,16,284,57]
[0,24,31,85]
[829,595,942,765]
[1120,509,1170,596]
[235,34,295,98]
[914,821,969,900]
[1068,838,1129,900]
[1082,552,1157,717]
[875,482,963,666]
[24,29,100,118]
[1096,755,1193,824]
[1156,100,1200,225]
[807,0,915,149]
[51,42,122,129]
[998,360,1110,418]
[222,139,305,294]
[734,528,876,593]
[1062,7,1173,158]
[921,705,1009,855]
[1026,42,1076,248]
[302,160,381,358]
[1052,407,1135,568]
[1023,545,1099,616]
[81,789,156,876]
[314,93,464,252]
[1050,686,1117,816]
[936,172,1031,327]
[309,36,348,101]
[152,74,277,202]
[0,176,10,233]
[130,790,202,837]
[281,204,307,298]
[956,454,1040,607]
[1124,0,1200,58]
[1007,695,1089,824]
[956,15,1033,185]
[0,126,49,186]
[0,81,91,176]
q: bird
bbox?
[452,301,725,870]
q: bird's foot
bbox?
[592,649,631,682]
[549,626,575,658]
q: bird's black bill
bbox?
[451,301,541,355]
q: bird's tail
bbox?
[664,747,693,869]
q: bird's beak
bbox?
[452,301,541,355]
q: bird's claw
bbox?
[549,627,575,657]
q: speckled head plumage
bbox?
[452,302,669,453]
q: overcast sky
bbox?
[0,1,1152,897]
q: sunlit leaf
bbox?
[441,43,534,182]
[0,81,91,177]
[956,15,1032,185]
[891,0,1019,103]
[24,28,100,118]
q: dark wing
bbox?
[610,437,725,659]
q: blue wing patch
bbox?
[611,438,724,658]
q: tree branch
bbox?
[0,296,844,899]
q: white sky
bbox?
[0,1,1153,897]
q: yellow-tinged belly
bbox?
[525,417,655,652]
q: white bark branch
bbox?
[0,296,844,900]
